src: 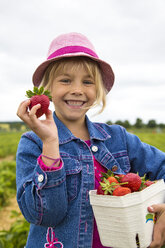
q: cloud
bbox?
[89,83,165,124]
[113,63,165,86]
[0,0,165,123]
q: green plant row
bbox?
[0,211,30,248]
[0,161,16,207]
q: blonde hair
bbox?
[40,57,107,113]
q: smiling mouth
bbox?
[65,100,86,108]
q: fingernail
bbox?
[149,206,154,212]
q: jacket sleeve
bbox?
[122,128,165,180]
[16,132,68,227]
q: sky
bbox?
[0,0,165,125]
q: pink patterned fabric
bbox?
[37,155,62,171]
[85,141,109,248]
[92,157,109,248]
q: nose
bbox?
[70,82,83,95]
[71,89,83,96]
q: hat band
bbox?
[47,45,99,60]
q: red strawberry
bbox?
[107,176,119,185]
[98,178,119,195]
[26,87,52,118]
[114,174,125,182]
[97,185,106,195]
[144,181,155,187]
[113,186,131,196]
[120,173,142,192]
[139,174,156,191]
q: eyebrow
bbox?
[58,73,70,77]
[58,73,93,78]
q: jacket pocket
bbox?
[61,153,82,202]
[113,151,131,174]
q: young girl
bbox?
[16,32,165,248]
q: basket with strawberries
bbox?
[89,170,165,248]
[97,170,155,196]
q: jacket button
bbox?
[112,165,118,172]
[91,145,98,152]
[38,174,44,182]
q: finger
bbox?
[148,204,165,214]
[148,204,165,227]
[17,100,31,120]
[17,100,30,114]
[29,104,41,119]
[45,109,53,120]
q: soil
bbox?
[0,155,15,163]
[0,197,21,231]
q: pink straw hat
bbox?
[32,32,115,93]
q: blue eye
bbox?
[83,80,94,85]
[61,79,70,83]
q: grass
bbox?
[0,132,23,158]
[133,133,165,152]
[133,132,165,152]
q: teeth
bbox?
[66,101,84,106]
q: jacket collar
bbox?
[53,112,111,144]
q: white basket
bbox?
[89,179,165,248]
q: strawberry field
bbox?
[0,131,30,248]
[0,129,165,247]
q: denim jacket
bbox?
[16,112,165,248]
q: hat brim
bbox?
[32,53,114,93]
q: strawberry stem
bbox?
[26,86,52,100]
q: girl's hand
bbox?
[17,100,58,143]
[148,204,165,248]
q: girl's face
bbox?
[51,61,97,125]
